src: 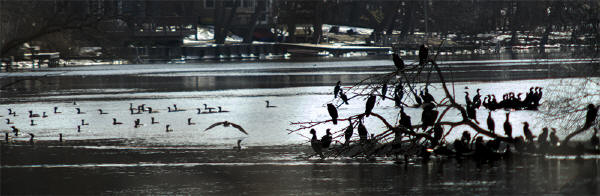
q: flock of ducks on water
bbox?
[1,100,279,149]
[309,75,599,159]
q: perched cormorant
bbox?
[392,53,404,70]
[399,107,412,131]
[327,103,338,124]
[365,95,376,117]
[466,103,478,123]
[310,129,324,159]
[538,127,549,144]
[433,124,443,146]
[413,89,422,106]
[473,89,482,108]
[487,111,495,133]
[233,139,243,151]
[381,83,388,100]
[523,122,534,142]
[465,92,472,106]
[584,104,598,130]
[340,89,349,105]
[204,121,248,135]
[333,81,341,98]
[503,113,512,139]
[421,103,438,131]
[321,129,332,149]
[344,120,353,145]
[358,119,368,143]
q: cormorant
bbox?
[11,126,19,136]
[473,89,482,108]
[6,118,13,125]
[433,124,443,146]
[584,104,598,130]
[233,139,243,151]
[538,127,549,144]
[461,131,471,145]
[413,89,422,106]
[465,92,472,106]
[53,107,61,114]
[59,133,63,143]
[381,83,388,100]
[365,95,376,117]
[204,121,248,135]
[321,129,332,149]
[487,111,495,133]
[151,117,159,124]
[399,107,412,131]
[98,109,108,114]
[503,113,512,139]
[466,102,478,123]
[4,132,8,143]
[187,118,196,125]
[28,133,34,145]
[76,108,85,114]
[358,119,368,143]
[392,53,404,70]
[77,125,81,132]
[166,124,173,132]
[30,119,36,126]
[333,81,341,98]
[265,101,277,108]
[218,106,229,113]
[81,119,89,126]
[310,129,324,159]
[327,103,338,124]
[112,118,123,125]
[422,89,435,104]
[42,112,48,118]
[344,120,354,145]
[421,103,438,131]
[523,122,534,142]
[28,111,40,118]
[340,89,349,105]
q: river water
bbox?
[1,55,599,195]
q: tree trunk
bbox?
[214,0,239,44]
[243,2,263,43]
[287,23,297,43]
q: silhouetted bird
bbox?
[54,107,61,114]
[310,129,324,159]
[381,83,388,100]
[465,92,472,106]
[419,44,429,66]
[392,53,404,70]
[413,89,422,106]
[400,107,412,131]
[433,124,443,146]
[166,124,173,132]
[421,103,438,131]
[321,129,332,149]
[30,119,37,126]
[81,119,89,126]
[11,126,19,136]
[265,101,277,108]
[218,106,229,113]
[28,111,40,118]
[98,109,108,115]
[233,139,243,151]
[487,111,495,133]
[504,113,512,139]
[422,89,435,104]
[42,112,48,118]
[550,128,559,146]
[112,118,123,125]
[523,122,534,142]
[76,108,85,114]
[327,103,338,124]
[339,89,349,105]
[466,103,478,123]
[6,118,13,124]
[365,95,376,117]
[358,119,368,143]
[151,117,159,124]
[187,118,196,125]
[333,81,341,99]
[77,125,81,132]
[344,120,354,145]
[473,89,482,108]
[59,133,63,143]
[584,104,598,130]
[28,133,34,145]
[204,121,248,135]
[538,127,549,144]
[4,132,8,143]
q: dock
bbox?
[280,43,392,56]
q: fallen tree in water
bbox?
[288,45,600,160]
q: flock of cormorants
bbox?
[1,101,274,146]
[310,51,599,160]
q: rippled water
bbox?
[1,57,599,195]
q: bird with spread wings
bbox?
[204,121,248,135]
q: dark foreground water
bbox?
[2,142,599,195]
[1,56,599,195]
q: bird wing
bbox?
[229,123,248,135]
[204,121,226,131]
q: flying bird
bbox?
[204,121,248,135]
[327,103,338,124]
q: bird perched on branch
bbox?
[413,89,422,107]
[392,53,404,70]
[327,103,338,125]
[400,107,412,131]
[339,89,349,105]
[473,89,482,108]
[321,129,332,149]
[310,129,324,159]
[358,119,368,143]
[504,113,512,139]
[344,120,354,145]
[333,81,341,99]
[381,83,388,100]
[421,103,438,131]
[487,111,495,133]
[523,122,534,142]
[550,128,559,146]
[584,104,598,130]
[204,121,248,135]
[365,95,376,117]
